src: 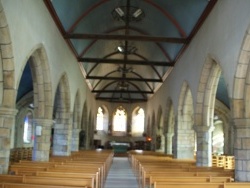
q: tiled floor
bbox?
[104,157,138,188]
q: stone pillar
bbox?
[0,107,17,173]
[85,120,90,150]
[52,111,73,156]
[165,133,174,154]
[53,122,72,156]
[194,125,214,166]
[176,130,195,159]
[32,119,53,161]
[234,119,250,181]
[71,128,80,151]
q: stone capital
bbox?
[165,132,174,137]
[193,125,214,133]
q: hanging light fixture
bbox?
[116,43,138,54]
[111,6,145,22]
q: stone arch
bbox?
[20,45,53,119]
[177,81,195,159]
[0,2,19,173]
[214,99,232,155]
[164,97,175,154]
[15,93,34,148]
[101,105,109,132]
[131,106,145,137]
[232,26,250,181]
[88,111,93,149]
[71,90,81,151]
[146,116,151,136]
[80,101,88,149]
[0,2,15,108]
[156,106,164,152]
[151,111,156,151]
[52,73,71,156]
[196,57,221,127]
[195,56,222,166]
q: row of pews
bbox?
[128,150,249,188]
[1,149,113,188]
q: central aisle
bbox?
[104,157,138,188]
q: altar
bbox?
[110,141,130,154]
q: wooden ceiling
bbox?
[44,0,217,103]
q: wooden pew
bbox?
[8,150,113,188]
[10,161,102,188]
[0,175,95,188]
[152,182,250,188]
[36,171,98,188]
[153,182,224,188]
[224,183,250,188]
[149,176,232,188]
[1,182,87,188]
[141,168,234,187]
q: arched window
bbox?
[96,107,104,130]
[113,106,127,132]
[23,112,33,143]
[132,107,145,136]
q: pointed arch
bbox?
[195,56,221,127]
[155,106,164,152]
[71,90,81,151]
[26,45,53,119]
[195,56,222,166]
[232,26,250,181]
[53,73,71,156]
[177,81,195,159]
[131,106,145,136]
[0,2,15,108]
[151,111,156,151]
[165,97,175,154]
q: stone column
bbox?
[234,119,250,181]
[53,112,72,156]
[176,129,195,159]
[194,125,214,166]
[32,119,53,161]
[53,122,72,156]
[0,107,17,173]
[71,128,80,151]
[165,132,174,154]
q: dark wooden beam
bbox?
[65,33,187,44]
[86,76,162,82]
[79,57,174,66]
[96,97,147,102]
[92,90,154,94]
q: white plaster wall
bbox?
[147,0,250,116]
[1,0,93,111]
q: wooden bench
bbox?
[150,176,232,184]
[7,150,114,188]
[1,182,87,188]
[141,168,234,187]
[149,176,232,188]
[152,182,250,188]
[10,162,102,188]
[153,182,224,188]
[0,175,94,188]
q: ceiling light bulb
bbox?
[117,46,124,52]
[133,8,142,18]
[115,7,124,17]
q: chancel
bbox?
[1,0,250,187]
